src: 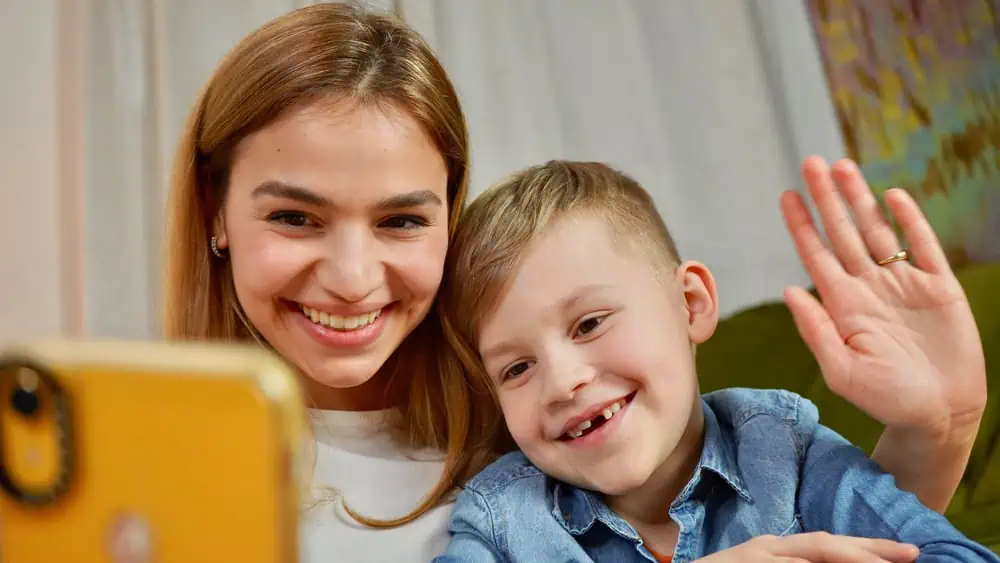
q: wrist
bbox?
[874,408,983,514]
[885,408,983,453]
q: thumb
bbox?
[784,286,851,392]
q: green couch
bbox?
[697,262,1000,552]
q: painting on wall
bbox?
[806,0,1000,267]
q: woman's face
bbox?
[215,101,450,410]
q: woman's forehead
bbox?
[227,101,448,206]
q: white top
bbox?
[300,408,454,563]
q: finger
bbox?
[802,156,872,274]
[772,533,918,563]
[840,538,919,563]
[830,160,902,265]
[780,189,846,296]
[784,286,850,388]
[884,188,951,275]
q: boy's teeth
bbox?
[570,419,592,435]
[300,305,381,331]
[565,398,629,440]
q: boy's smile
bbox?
[557,391,634,442]
[477,213,719,498]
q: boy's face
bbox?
[477,213,719,495]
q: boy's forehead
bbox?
[477,216,631,333]
[510,215,618,284]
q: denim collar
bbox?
[551,398,753,537]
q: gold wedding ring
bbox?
[876,249,910,266]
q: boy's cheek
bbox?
[498,394,538,444]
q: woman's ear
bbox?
[212,213,228,250]
[674,260,719,345]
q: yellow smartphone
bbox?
[0,339,307,563]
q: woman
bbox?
[161,4,986,562]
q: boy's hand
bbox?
[779,157,986,509]
[694,533,919,562]
[780,157,986,439]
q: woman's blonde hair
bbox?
[440,160,681,392]
[161,3,500,526]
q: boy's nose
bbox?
[541,358,597,404]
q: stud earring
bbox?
[210,236,227,258]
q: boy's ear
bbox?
[674,260,719,345]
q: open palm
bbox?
[780,157,986,438]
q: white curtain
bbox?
[0,0,67,343]
[71,0,841,339]
[401,0,844,317]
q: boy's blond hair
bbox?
[440,160,682,399]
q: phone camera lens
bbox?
[11,388,40,417]
[9,367,42,417]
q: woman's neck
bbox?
[605,403,705,555]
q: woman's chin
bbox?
[297,354,395,410]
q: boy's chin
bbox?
[558,467,653,497]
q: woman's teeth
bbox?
[566,398,626,439]
[300,305,381,331]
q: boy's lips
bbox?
[557,392,637,440]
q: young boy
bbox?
[434,160,998,562]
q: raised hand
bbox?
[779,157,986,510]
[780,156,986,436]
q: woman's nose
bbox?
[315,226,382,303]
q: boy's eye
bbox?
[380,215,429,230]
[502,361,532,382]
[267,211,312,228]
[575,315,606,337]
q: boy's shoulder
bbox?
[702,387,821,441]
[462,450,548,496]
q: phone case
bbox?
[0,339,307,563]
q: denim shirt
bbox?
[434,388,999,563]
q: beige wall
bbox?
[0,0,85,343]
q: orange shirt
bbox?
[647,545,673,563]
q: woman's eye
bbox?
[267,211,312,228]
[381,215,429,230]
[576,316,605,336]
[503,361,531,382]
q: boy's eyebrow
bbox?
[480,284,616,359]
[251,181,443,210]
[558,283,615,312]
[480,339,520,363]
